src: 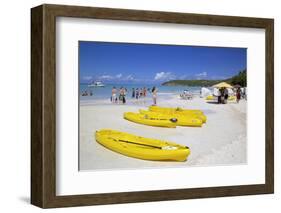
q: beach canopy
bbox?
[212,82,233,88]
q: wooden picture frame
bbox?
[31,4,274,208]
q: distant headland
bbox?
[162,69,247,87]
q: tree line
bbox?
[162,69,247,87]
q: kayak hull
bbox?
[95,129,190,161]
[124,112,177,128]
[149,106,207,123]
[139,110,202,127]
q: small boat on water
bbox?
[95,129,190,161]
[88,81,105,87]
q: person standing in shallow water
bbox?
[143,87,147,98]
[151,86,157,106]
[111,87,117,103]
[119,87,126,104]
[135,88,139,100]
[143,87,147,104]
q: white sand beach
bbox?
[79,95,247,171]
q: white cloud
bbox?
[154,72,175,81]
[179,74,189,80]
[195,71,207,79]
[125,74,134,81]
[98,75,114,80]
[115,73,122,78]
[98,73,123,80]
[81,76,93,81]
[97,73,136,82]
[196,71,207,77]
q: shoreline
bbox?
[79,92,180,106]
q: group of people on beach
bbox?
[81,90,93,96]
[111,87,127,104]
[111,86,158,105]
[217,87,229,104]
[131,87,147,99]
[217,87,244,104]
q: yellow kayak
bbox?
[139,110,202,127]
[228,96,236,101]
[205,95,215,100]
[124,112,176,128]
[148,106,207,123]
[205,95,236,101]
[149,105,203,114]
[95,129,190,161]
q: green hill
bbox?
[229,69,247,87]
[161,79,222,87]
[162,69,246,87]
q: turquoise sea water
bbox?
[80,83,202,102]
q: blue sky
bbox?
[79,41,246,84]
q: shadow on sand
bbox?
[206,101,238,105]
[206,101,220,105]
